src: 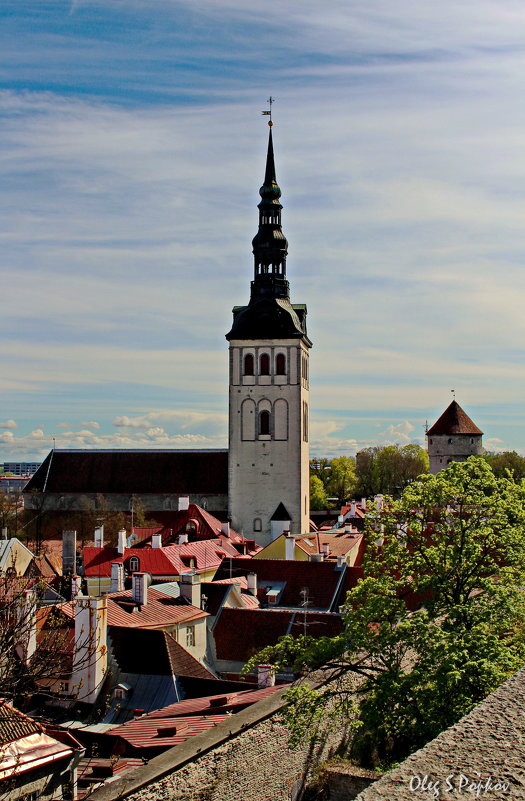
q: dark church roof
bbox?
[24,449,228,495]
[426,401,483,437]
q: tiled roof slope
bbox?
[356,667,525,800]
[0,702,43,744]
[213,558,357,610]
[213,608,344,661]
[426,401,483,436]
[24,449,228,494]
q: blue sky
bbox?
[2,0,525,461]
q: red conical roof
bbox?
[427,401,483,436]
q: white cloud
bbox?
[0,420,16,430]
[80,421,100,429]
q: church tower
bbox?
[226,124,312,545]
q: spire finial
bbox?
[261,96,275,127]
[451,388,456,400]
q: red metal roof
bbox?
[105,588,208,629]
[83,538,246,579]
[109,686,280,753]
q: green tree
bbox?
[309,475,328,511]
[250,458,525,766]
[483,450,525,481]
[325,456,357,506]
[356,444,429,498]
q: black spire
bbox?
[250,127,289,302]
[226,126,310,343]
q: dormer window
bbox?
[129,556,140,572]
[185,520,198,533]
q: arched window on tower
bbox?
[276,353,286,375]
[244,354,254,376]
[260,353,270,375]
[259,410,270,436]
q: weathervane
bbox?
[261,96,275,127]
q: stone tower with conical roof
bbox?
[226,126,312,545]
[426,400,483,474]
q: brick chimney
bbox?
[179,571,200,607]
[110,562,124,593]
[72,597,108,704]
[132,572,148,606]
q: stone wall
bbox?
[88,686,353,801]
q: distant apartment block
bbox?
[3,461,42,476]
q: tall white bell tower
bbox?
[226,123,312,546]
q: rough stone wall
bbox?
[88,686,353,801]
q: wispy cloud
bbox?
[1,1,525,459]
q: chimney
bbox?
[350,502,356,516]
[344,524,353,534]
[221,521,230,537]
[178,496,190,511]
[258,664,276,689]
[361,498,367,512]
[93,525,104,549]
[284,532,295,561]
[322,543,330,556]
[152,533,162,549]
[1,528,7,540]
[336,555,345,568]
[110,562,124,593]
[117,529,126,555]
[375,494,384,511]
[337,515,344,528]
[178,532,189,545]
[72,597,108,705]
[21,590,37,665]
[71,575,82,599]
[62,530,77,575]
[247,572,257,596]
[132,572,148,606]
[179,571,200,607]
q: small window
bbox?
[429,438,433,444]
[276,353,286,375]
[59,681,69,693]
[114,687,124,700]
[260,353,270,375]
[186,626,195,647]
[244,354,254,375]
[259,410,270,436]
[448,438,453,444]
[129,556,140,572]
[253,518,262,532]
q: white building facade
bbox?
[227,127,312,545]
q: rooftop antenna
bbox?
[451,389,456,400]
[261,96,275,127]
[424,420,428,434]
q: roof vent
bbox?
[157,725,178,737]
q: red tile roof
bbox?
[213,609,344,662]
[213,558,350,610]
[427,401,483,436]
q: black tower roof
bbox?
[226,127,311,344]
